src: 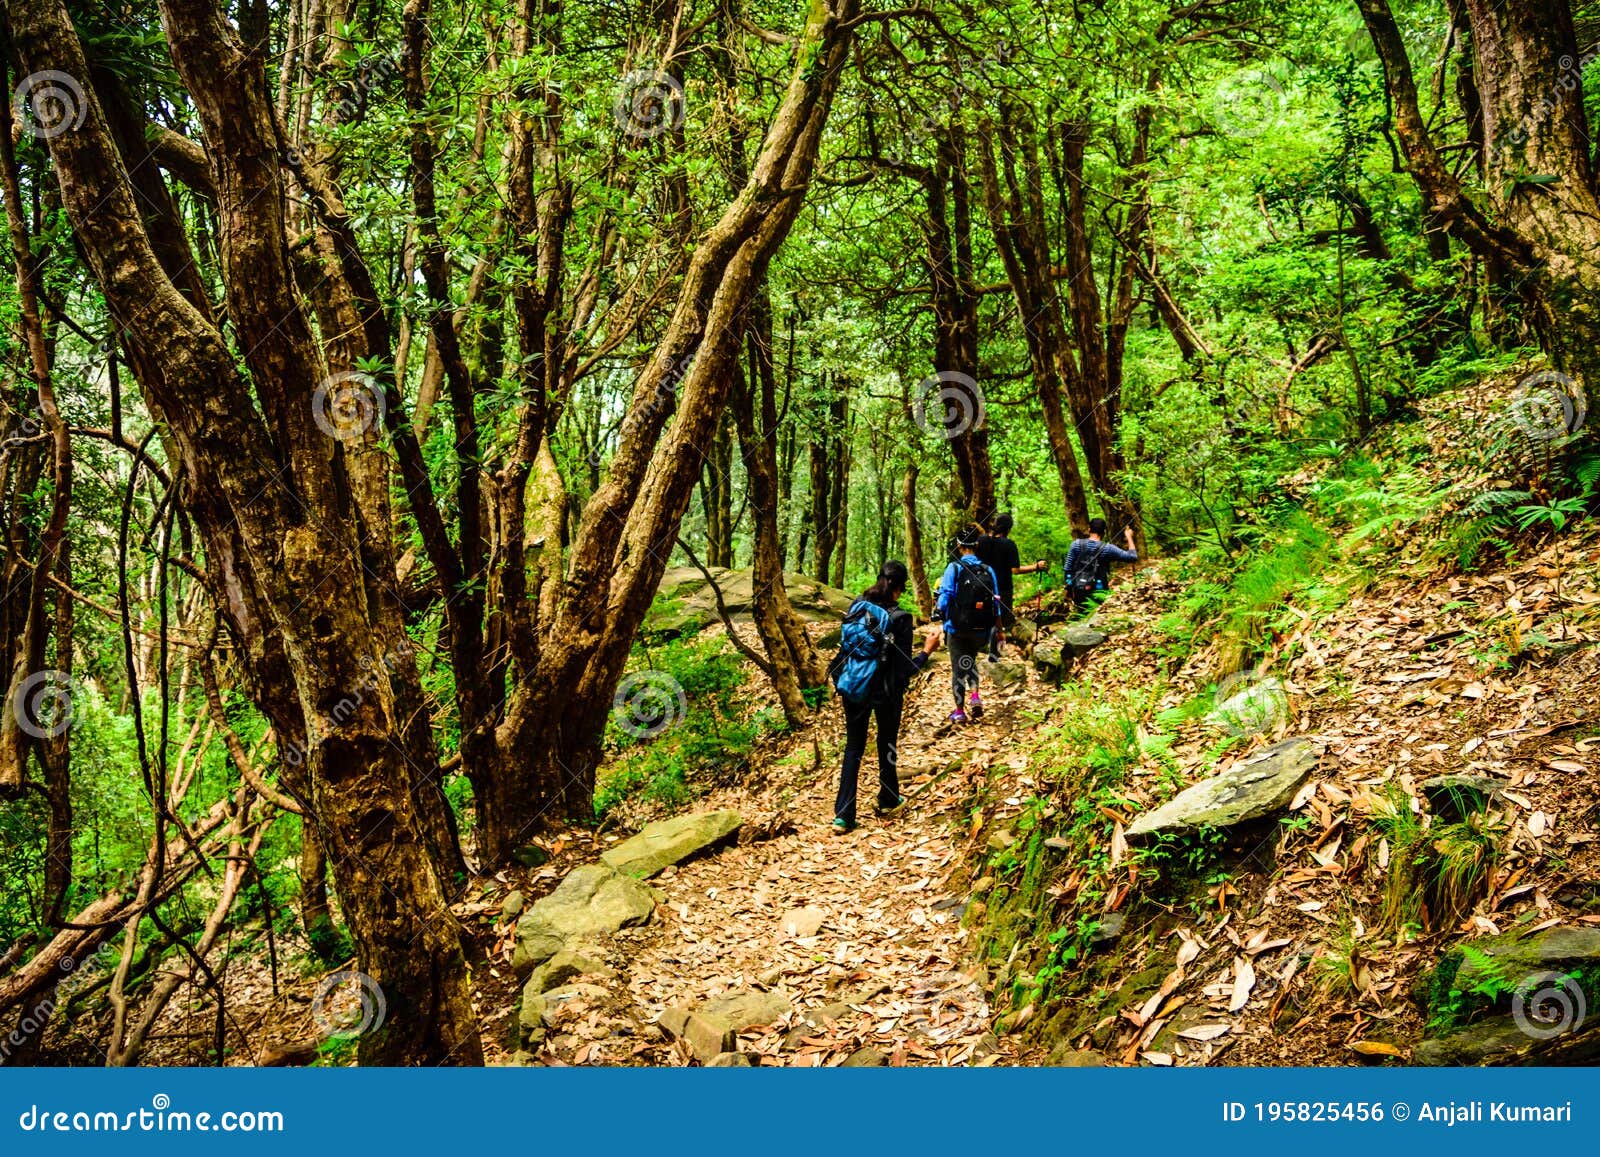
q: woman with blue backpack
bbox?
[828,560,940,834]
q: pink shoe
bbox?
[949,710,968,725]
[968,693,984,721]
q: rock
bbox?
[516,982,610,1051]
[1418,926,1600,1064]
[658,1006,691,1040]
[1011,617,1037,645]
[500,889,525,919]
[1415,1014,1600,1066]
[1420,774,1502,822]
[1207,677,1290,737]
[780,906,826,939]
[524,948,615,996]
[700,989,793,1030]
[601,810,743,878]
[1032,624,1107,679]
[1125,738,1317,840]
[513,865,656,975]
[842,1046,887,1067]
[660,1004,737,1062]
[987,827,1016,852]
[1048,1046,1106,1067]
[1062,624,1109,656]
[986,658,1028,688]
[971,876,995,894]
[510,844,549,868]
[682,1012,737,1062]
[707,1051,752,1067]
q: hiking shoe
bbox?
[968,693,984,721]
[876,795,907,817]
[948,710,968,726]
[831,818,856,835]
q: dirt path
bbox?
[538,648,1042,1067]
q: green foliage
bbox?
[594,637,768,817]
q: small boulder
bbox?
[683,1012,737,1063]
[842,1046,888,1067]
[601,810,743,879]
[1126,738,1317,840]
[707,1051,752,1067]
[513,864,656,975]
[1011,617,1038,645]
[500,889,525,919]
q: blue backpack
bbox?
[833,600,892,703]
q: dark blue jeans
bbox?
[834,695,904,825]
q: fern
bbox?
[1460,488,1533,518]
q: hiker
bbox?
[937,527,1006,724]
[976,512,1048,657]
[1064,518,1139,608]
[828,560,941,834]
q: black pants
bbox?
[834,695,904,825]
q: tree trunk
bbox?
[902,462,935,620]
[1358,0,1600,384]
[10,0,481,1064]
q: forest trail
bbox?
[494,645,1049,1067]
[614,657,1032,1067]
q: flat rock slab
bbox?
[601,810,743,878]
[700,989,793,1030]
[780,906,826,938]
[513,864,656,975]
[1126,738,1317,839]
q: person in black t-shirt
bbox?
[975,513,1047,657]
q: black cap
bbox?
[956,526,982,548]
